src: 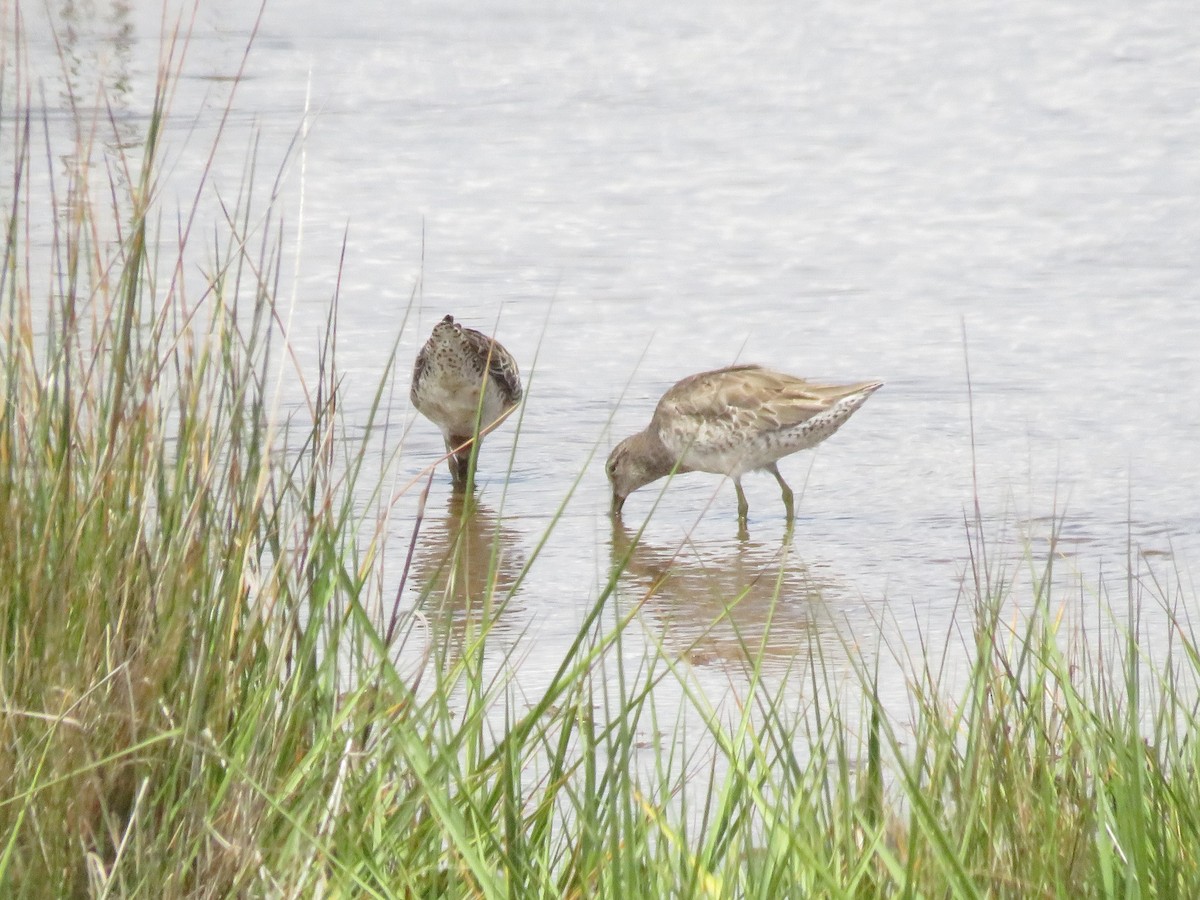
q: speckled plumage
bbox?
[606,365,881,526]
[411,314,522,486]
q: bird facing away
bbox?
[606,365,882,528]
[411,314,522,488]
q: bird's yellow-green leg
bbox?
[766,463,795,521]
[734,477,750,526]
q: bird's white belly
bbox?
[417,377,507,436]
[678,441,771,477]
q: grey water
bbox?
[9,0,1200,726]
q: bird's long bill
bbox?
[610,492,626,516]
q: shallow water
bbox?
[10,0,1200,723]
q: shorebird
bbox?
[606,365,881,528]
[411,314,522,487]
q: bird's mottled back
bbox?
[654,365,879,433]
[411,315,522,409]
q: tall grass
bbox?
[4,10,1200,899]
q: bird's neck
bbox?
[632,428,686,480]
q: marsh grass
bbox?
[4,10,1200,898]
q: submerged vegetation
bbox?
[3,11,1200,899]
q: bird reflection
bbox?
[408,493,525,663]
[610,520,849,673]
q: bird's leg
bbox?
[734,477,750,526]
[766,463,795,522]
[449,454,469,489]
[447,435,472,490]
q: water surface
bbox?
[10,0,1200,724]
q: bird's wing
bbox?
[409,338,431,404]
[656,365,882,431]
[459,325,523,405]
[654,366,799,429]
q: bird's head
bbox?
[605,433,664,515]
